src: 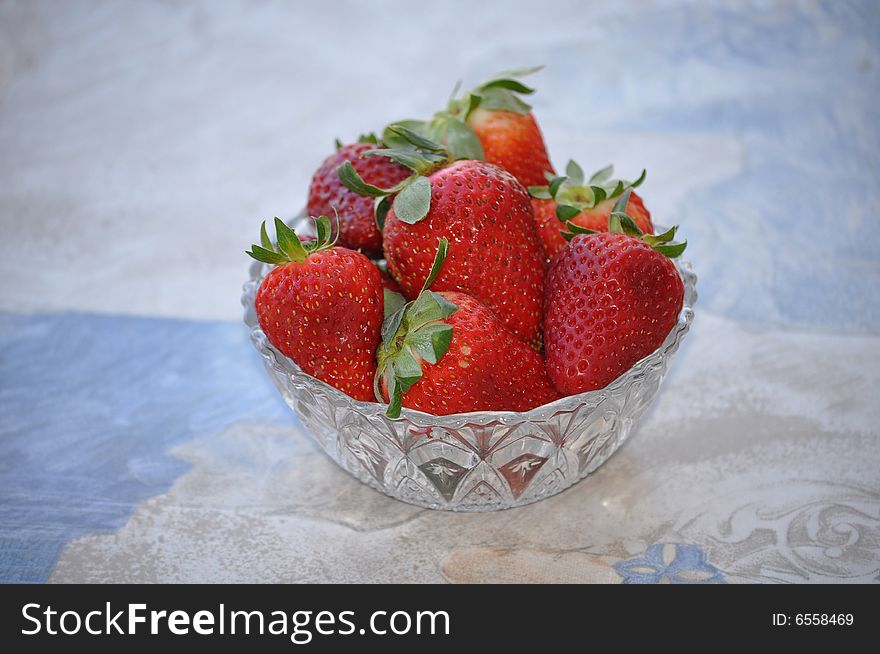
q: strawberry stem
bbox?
[246,214,337,266]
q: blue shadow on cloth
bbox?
[613,543,726,584]
[0,312,291,582]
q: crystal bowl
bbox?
[242,214,697,511]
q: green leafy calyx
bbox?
[245,215,336,265]
[337,126,452,226]
[561,189,687,258]
[529,162,647,222]
[448,66,542,118]
[397,66,543,163]
[368,125,450,175]
[375,238,456,418]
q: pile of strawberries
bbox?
[247,68,686,418]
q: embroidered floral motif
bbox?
[613,544,726,584]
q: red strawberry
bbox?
[247,216,384,401]
[529,162,653,259]
[543,191,686,395]
[467,107,553,187]
[307,139,410,257]
[382,160,547,348]
[406,67,554,187]
[377,288,560,417]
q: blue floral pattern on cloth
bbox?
[613,544,726,584]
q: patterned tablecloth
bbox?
[1,0,878,584]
